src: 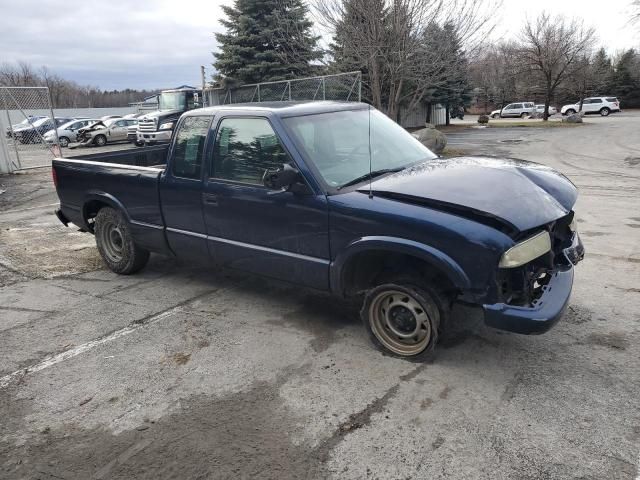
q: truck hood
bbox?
[359,156,577,234]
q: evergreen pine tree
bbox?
[213,0,321,86]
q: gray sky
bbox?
[0,0,638,91]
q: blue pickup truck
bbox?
[53,102,584,359]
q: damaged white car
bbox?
[73,118,138,147]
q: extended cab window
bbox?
[212,117,290,184]
[172,116,211,179]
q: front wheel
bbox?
[94,207,149,274]
[491,113,499,119]
[600,107,610,116]
[58,136,70,147]
[565,109,576,115]
[93,134,107,147]
[520,112,528,119]
[361,281,446,360]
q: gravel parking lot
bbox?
[1,112,639,479]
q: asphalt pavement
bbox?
[1,112,639,479]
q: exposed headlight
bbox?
[159,122,174,130]
[499,231,551,268]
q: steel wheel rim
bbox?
[100,220,125,263]
[369,289,432,356]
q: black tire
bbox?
[520,112,528,119]
[58,136,70,147]
[361,277,449,361]
[600,107,610,117]
[491,113,499,119]
[93,134,107,147]
[94,207,149,274]
[565,109,576,115]
[135,140,145,147]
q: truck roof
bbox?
[183,101,367,118]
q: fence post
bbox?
[46,88,62,158]
[1,90,21,170]
[0,129,12,174]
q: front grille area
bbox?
[138,118,157,133]
[497,212,574,306]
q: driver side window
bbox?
[211,117,291,185]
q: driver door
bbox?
[202,116,330,290]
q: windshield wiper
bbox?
[337,167,404,190]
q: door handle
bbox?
[202,193,218,205]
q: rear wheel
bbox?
[600,107,610,116]
[93,134,107,147]
[94,207,149,274]
[361,278,447,360]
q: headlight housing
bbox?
[499,231,551,268]
[568,217,577,233]
[159,122,174,130]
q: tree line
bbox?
[0,61,157,108]
[213,0,640,122]
[470,16,640,118]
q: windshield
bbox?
[159,91,187,111]
[32,118,51,127]
[283,109,436,189]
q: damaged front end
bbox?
[484,212,585,334]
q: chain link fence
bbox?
[0,86,61,172]
[205,71,362,106]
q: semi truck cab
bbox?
[136,87,202,146]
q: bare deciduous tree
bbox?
[520,13,596,120]
[313,0,500,120]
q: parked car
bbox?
[535,105,558,116]
[43,118,97,147]
[75,118,138,147]
[99,115,123,121]
[53,102,584,360]
[4,116,47,138]
[490,102,536,118]
[561,97,621,116]
[12,117,75,144]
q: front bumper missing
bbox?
[483,232,584,335]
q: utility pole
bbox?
[200,66,206,107]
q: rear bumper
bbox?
[55,208,70,227]
[483,232,584,335]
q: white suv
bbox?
[490,102,536,118]
[561,97,621,116]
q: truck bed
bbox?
[66,144,169,168]
[53,145,171,254]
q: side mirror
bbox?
[263,164,301,190]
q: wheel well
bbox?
[341,250,458,297]
[83,200,109,232]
